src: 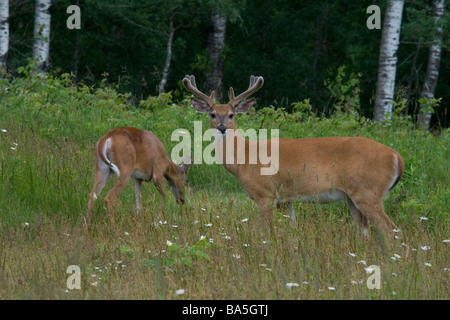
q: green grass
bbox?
[0,73,448,299]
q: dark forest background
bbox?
[6,0,450,128]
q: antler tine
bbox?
[229,75,264,107]
[182,75,215,107]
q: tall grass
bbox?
[0,72,448,299]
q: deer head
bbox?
[182,75,264,136]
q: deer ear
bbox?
[191,98,210,113]
[235,98,255,114]
[179,157,192,174]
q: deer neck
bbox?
[215,125,249,177]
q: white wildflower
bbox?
[348,252,356,257]
[175,289,185,295]
[364,266,375,273]
[421,246,431,251]
[285,283,299,288]
[424,262,432,267]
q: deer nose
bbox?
[217,125,227,134]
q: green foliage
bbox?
[324,66,362,114]
[418,96,442,115]
[144,238,211,269]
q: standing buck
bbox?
[87,127,191,216]
[182,75,404,237]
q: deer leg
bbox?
[153,175,166,218]
[104,169,132,218]
[348,192,398,239]
[254,196,274,225]
[134,178,143,214]
[87,165,110,215]
[346,195,369,237]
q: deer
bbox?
[87,127,191,217]
[182,75,404,238]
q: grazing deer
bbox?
[182,75,404,237]
[87,127,191,216]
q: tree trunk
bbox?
[374,0,404,123]
[417,0,445,130]
[32,0,51,74]
[205,14,226,102]
[158,16,174,95]
[0,0,9,76]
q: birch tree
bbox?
[374,0,404,123]
[158,15,175,95]
[417,0,445,130]
[0,0,8,76]
[204,13,227,102]
[32,0,51,74]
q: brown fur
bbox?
[184,75,404,237]
[87,127,191,217]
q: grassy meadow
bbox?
[0,72,449,299]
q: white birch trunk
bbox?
[158,16,174,94]
[205,14,226,102]
[374,0,404,123]
[417,0,445,130]
[32,0,51,74]
[0,0,9,74]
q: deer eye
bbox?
[229,114,234,119]
[210,113,216,119]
